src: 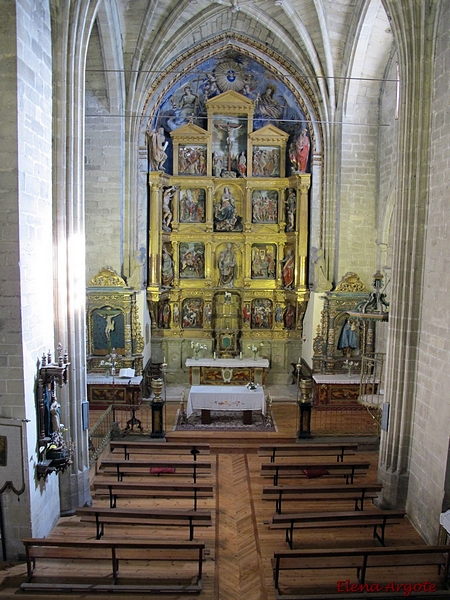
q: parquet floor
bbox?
[0,402,442,599]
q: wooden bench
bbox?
[76,506,212,540]
[110,440,210,460]
[100,458,212,483]
[269,508,405,548]
[262,483,383,513]
[93,479,214,510]
[259,442,358,463]
[260,461,371,485]
[21,537,205,594]
[272,545,450,598]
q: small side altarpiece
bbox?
[312,272,376,374]
[86,267,144,375]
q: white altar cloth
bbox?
[87,374,143,386]
[185,358,269,368]
[187,385,266,418]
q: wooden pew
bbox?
[262,483,383,513]
[110,440,210,460]
[93,479,214,510]
[76,506,212,540]
[272,545,450,598]
[21,537,205,594]
[260,461,371,485]
[269,509,405,548]
[259,442,358,463]
[100,458,212,483]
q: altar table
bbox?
[187,385,266,424]
[87,374,143,406]
[186,358,269,386]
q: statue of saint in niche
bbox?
[218,243,237,288]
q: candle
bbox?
[240,352,243,359]
[164,356,166,363]
[213,352,216,360]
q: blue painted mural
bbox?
[150,52,310,176]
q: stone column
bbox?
[377,1,437,508]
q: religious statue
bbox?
[161,245,174,288]
[50,397,62,434]
[237,151,247,177]
[213,152,224,178]
[284,303,296,330]
[281,247,295,289]
[218,243,237,287]
[96,308,122,342]
[204,304,212,326]
[289,128,310,173]
[285,189,296,232]
[215,121,243,171]
[149,127,168,171]
[311,246,332,292]
[173,303,180,326]
[162,186,176,231]
[337,319,358,357]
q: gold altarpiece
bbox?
[86,267,144,375]
[147,91,310,383]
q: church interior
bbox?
[1,0,450,596]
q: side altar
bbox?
[87,374,143,406]
[186,358,269,386]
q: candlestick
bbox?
[240,352,243,360]
[213,352,216,360]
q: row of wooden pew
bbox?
[21,440,215,594]
[257,441,450,599]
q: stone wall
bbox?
[406,4,450,543]
[0,0,59,559]
[85,20,124,283]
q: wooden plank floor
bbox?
[0,402,443,599]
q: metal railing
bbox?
[88,405,114,465]
[310,404,379,436]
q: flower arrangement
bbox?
[343,359,356,378]
[99,360,113,368]
[100,349,117,375]
[191,341,207,359]
[247,342,264,359]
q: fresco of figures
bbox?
[179,188,206,223]
[251,298,273,329]
[252,190,278,224]
[179,242,205,278]
[151,54,311,178]
[251,244,276,279]
[178,145,207,175]
[182,298,204,328]
[252,146,280,177]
